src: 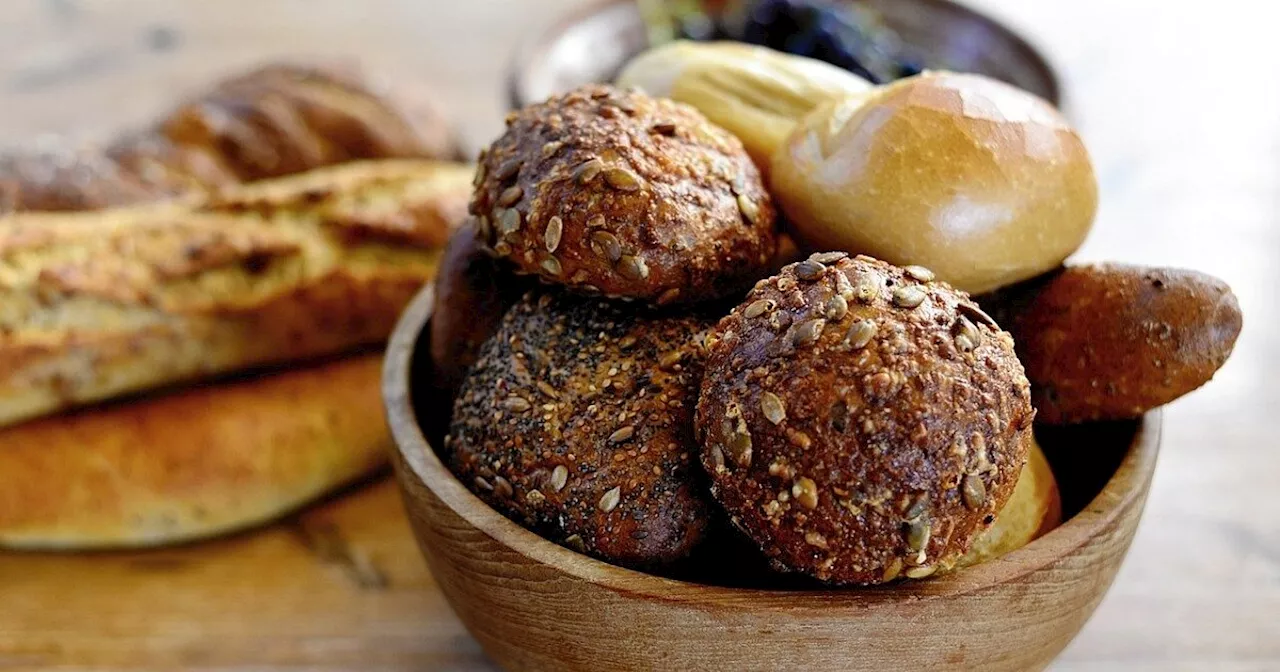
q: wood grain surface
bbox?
[0,0,1276,670]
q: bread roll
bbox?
[771,72,1097,294]
[447,290,716,567]
[0,355,387,549]
[616,41,872,171]
[697,254,1035,584]
[957,436,1062,568]
[428,221,527,397]
[471,84,778,306]
[0,159,472,429]
[0,62,457,214]
[979,263,1242,424]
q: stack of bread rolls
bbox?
[428,43,1241,585]
[0,63,470,549]
[621,41,1242,423]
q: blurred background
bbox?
[0,1,1274,670]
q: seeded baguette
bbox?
[697,254,1035,585]
[0,62,457,214]
[471,84,778,306]
[446,290,715,568]
[0,159,472,429]
[979,263,1242,424]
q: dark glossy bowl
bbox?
[508,0,1061,110]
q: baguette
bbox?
[0,354,388,549]
[0,62,458,214]
[0,159,473,429]
[980,263,1242,424]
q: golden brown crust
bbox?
[0,355,388,549]
[696,253,1034,584]
[147,62,458,183]
[0,160,472,429]
[446,290,715,567]
[979,263,1242,424]
[428,221,529,397]
[0,62,458,215]
[771,72,1096,295]
[615,41,873,172]
[470,84,778,305]
[955,435,1061,568]
[0,146,159,213]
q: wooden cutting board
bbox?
[0,476,493,671]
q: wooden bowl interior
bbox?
[386,286,1158,597]
[509,0,1061,110]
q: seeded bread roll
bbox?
[429,220,528,395]
[470,84,778,305]
[447,290,715,567]
[696,254,1035,584]
[979,263,1242,424]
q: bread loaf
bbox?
[0,354,388,549]
[0,62,458,214]
[979,263,1242,424]
[0,159,472,429]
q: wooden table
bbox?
[1,1,1275,670]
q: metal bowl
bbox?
[508,0,1061,110]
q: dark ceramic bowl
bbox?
[508,0,1061,110]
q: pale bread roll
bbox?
[0,354,387,549]
[771,72,1097,294]
[616,41,871,172]
[958,436,1062,568]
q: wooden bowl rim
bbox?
[505,0,1063,111]
[384,285,1160,609]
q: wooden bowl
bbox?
[384,286,1160,671]
[508,0,1062,110]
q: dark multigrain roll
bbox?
[429,220,528,396]
[978,263,1242,424]
[696,253,1036,585]
[446,290,716,567]
[469,84,778,305]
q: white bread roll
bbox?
[772,72,1097,294]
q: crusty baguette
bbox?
[980,263,1242,424]
[0,159,472,429]
[0,62,458,214]
[0,354,387,549]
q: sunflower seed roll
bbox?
[696,254,1035,585]
[470,84,778,306]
